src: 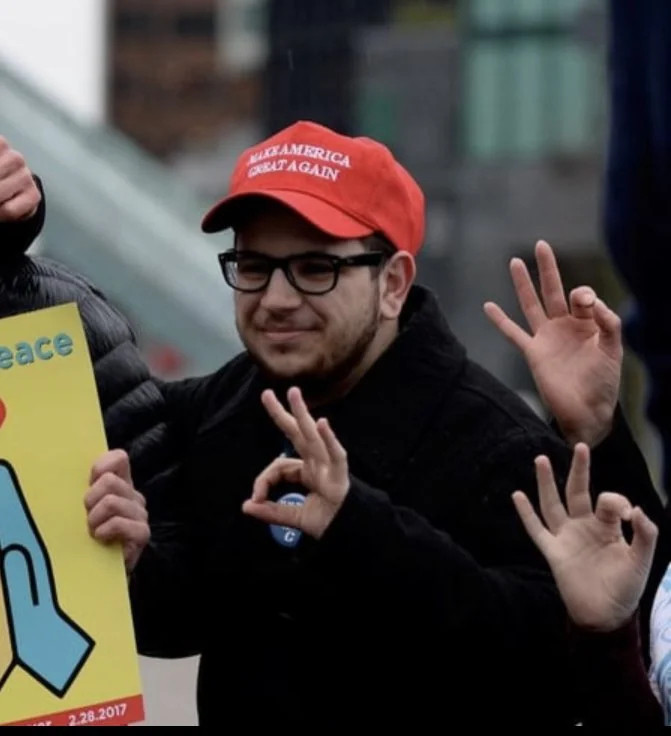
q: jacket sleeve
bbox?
[128,451,210,658]
[0,176,45,260]
[127,378,211,658]
[308,423,662,724]
[575,405,665,523]
[314,474,564,635]
[571,615,663,727]
[129,363,247,657]
[154,375,212,436]
[311,471,576,722]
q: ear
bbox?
[379,252,416,320]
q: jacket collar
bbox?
[320,285,466,487]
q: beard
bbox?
[243,295,381,404]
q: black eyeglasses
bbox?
[218,249,388,295]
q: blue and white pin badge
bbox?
[270,492,306,548]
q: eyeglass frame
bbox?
[217,248,389,295]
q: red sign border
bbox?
[3,693,144,726]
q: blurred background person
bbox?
[604,0,671,503]
[603,0,671,718]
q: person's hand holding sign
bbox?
[85,450,150,573]
[243,387,349,540]
[0,137,41,223]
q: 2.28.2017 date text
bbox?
[68,702,127,726]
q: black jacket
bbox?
[130,285,670,727]
[0,186,168,489]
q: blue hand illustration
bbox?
[0,462,94,697]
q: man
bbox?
[101,121,666,726]
[0,137,151,576]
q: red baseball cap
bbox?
[201,120,425,255]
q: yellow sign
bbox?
[0,304,144,726]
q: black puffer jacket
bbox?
[0,183,168,489]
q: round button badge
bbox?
[270,492,306,548]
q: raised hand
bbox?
[484,240,622,447]
[513,443,658,631]
[0,137,41,223]
[242,387,349,540]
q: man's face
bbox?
[232,203,384,391]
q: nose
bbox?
[259,267,303,311]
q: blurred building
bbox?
[0,0,612,391]
[450,0,610,391]
[111,0,253,158]
[262,0,392,136]
[107,0,612,392]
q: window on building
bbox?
[175,12,215,38]
[461,0,602,160]
[115,11,154,36]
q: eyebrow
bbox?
[234,228,353,250]
[234,238,364,256]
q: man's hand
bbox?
[0,137,41,223]
[85,450,150,573]
[513,444,658,632]
[242,387,350,540]
[484,240,622,447]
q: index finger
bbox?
[90,449,132,486]
[483,301,533,353]
[85,471,135,511]
[512,491,554,558]
[251,457,304,502]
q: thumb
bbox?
[593,298,623,358]
[2,546,38,611]
[629,507,658,573]
[242,498,303,530]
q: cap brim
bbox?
[201,190,375,240]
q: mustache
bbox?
[255,320,318,331]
